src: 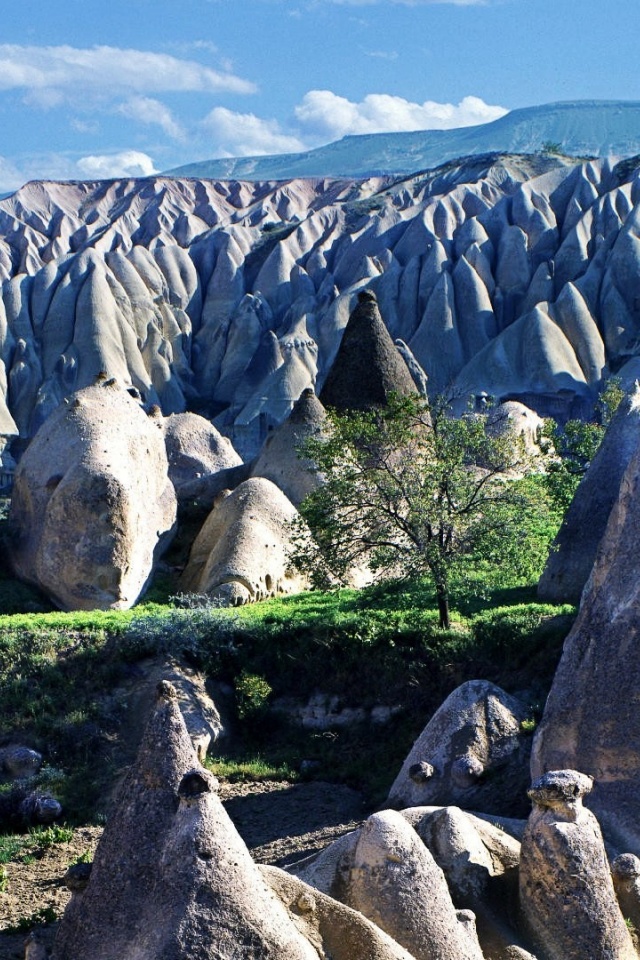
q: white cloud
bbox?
[295,91,507,139]
[0,44,256,102]
[76,151,158,179]
[117,97,185,140]
[201,107,306,156]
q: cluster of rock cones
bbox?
[45,678,638,960]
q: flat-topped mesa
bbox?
[519,770,636,960]
[319,290,418,412]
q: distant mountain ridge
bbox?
[166,101,640,182]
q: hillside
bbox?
[167,100,640,181]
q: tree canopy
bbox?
[292,393,554,628]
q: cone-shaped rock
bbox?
[538,384,640,604]
[250,387,327,506]
[346,810,485,960]
[52,681,319,960]
[262,866,417,960]
[320,290,417,411]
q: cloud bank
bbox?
[0,44,255,100]
[296,91,507,139]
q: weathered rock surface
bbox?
[319,290,417,411]
[179,476,307,605]
[2,155,640,462]
[250,387,327,506]
[484,401,544,458]
[519,770,636,960]
[52,682,320,960]
[402,807,536,959]
[345,810,485,960]
[263,866,417,960]
[612,853,640,934]
[162,411,242,494]
[387,681,532,818]
[531,435,640,853]
[8,381,176,610]
[538,383,640,604]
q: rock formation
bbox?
[179,477,307,605]
[538,383,640,604]
[519,770,636,960]
[387,681,532,817]
[2,154,640,462]
[8,381,176,610]
[344,809,485,960]
[161,411,242,494]
[319,290,418,411]
[531,432,640,853]
[52,681,320,960]
[250,387,327,506]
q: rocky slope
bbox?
[1,150,640,468]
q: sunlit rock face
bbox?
[8,381,177,611]
[1,153,640,461]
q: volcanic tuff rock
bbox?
[387,681,532,818]
[532,434,640,854]
[519,770,636,960]
[319,289,417,411]
[3,152,640,461]
[538,382,640,604]
[8,381,176,610]
[179,476,307,605]
[52,682,320,960]
[161,410,242,493]
[249,387,327,506]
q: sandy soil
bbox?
[0,778,366,959]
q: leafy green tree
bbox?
[542,377,624,512]
[292,393,551,629]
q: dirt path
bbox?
[0,779,366,958]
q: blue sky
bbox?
[2,0,640,191]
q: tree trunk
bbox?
[436,584,450,630]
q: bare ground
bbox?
[0,778,366,959]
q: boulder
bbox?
[0,745,42,779]
[179,477,308,605]
[612,854,640,934]
[161,411,242,494]
[387,681,532,818]
[52,681,319,960]
[403,806,532,959]
[319,290,417,411]
[538,384,640,604]
[485,401,544,458]
[8,381,176,610]
[531,437,640,853]
[519,770,636,960]
[250,387,327,506]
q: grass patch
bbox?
[0,556,576,822]
[205,755,298,784]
